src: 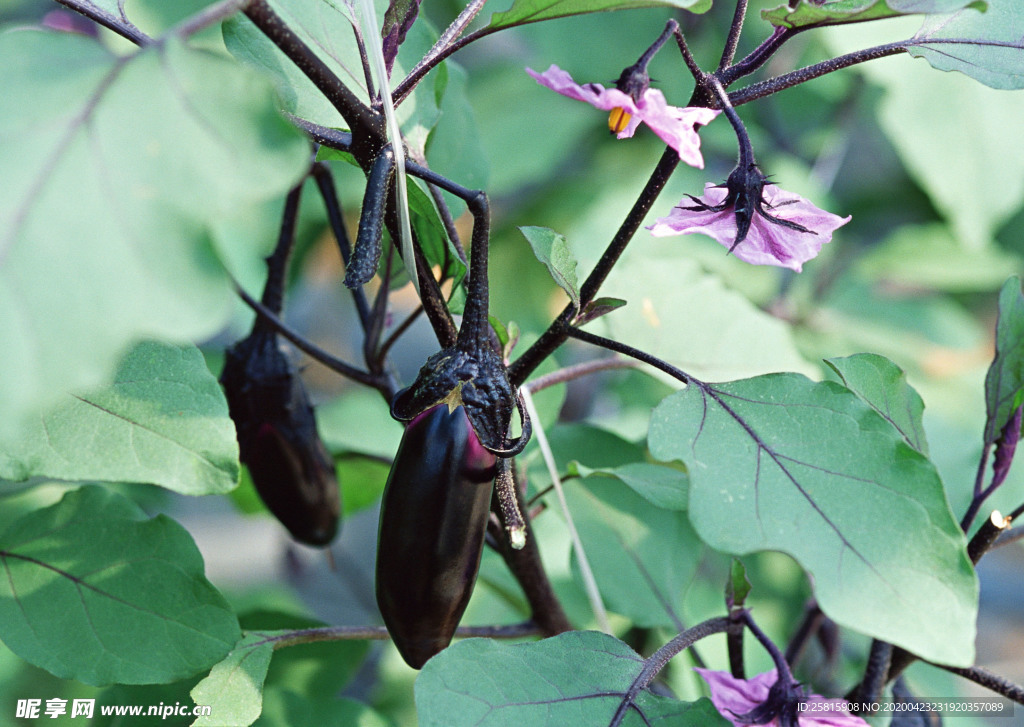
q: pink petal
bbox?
[526,65,636,114]
[648,183,851,272]
[527,65,716,167]
[635,90,719,168]
[694,669,869,727]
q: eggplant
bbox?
[220,327,340,546]
[375,403,496,668]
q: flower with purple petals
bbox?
[526,64,718,168]
[696,669,869,727]
[648,164,850,272]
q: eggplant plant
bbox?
[2,0,1024,725]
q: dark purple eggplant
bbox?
[375,403,496,668]
[220,327,340,546]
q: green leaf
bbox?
[983,277,1024,445]
[649,374,978,666]
[416,632,729,726]
[255,689,390,727]
[0,486,240,685]
[573,462,688,510]
[909,0,1024,89]
[409,179,466,285]
[566,475,702,627]
[519,226,581,313]
[825,353,929,453]
[855,224,1021,292]
[726,559,751,609]
[223,0,442,146]
[595,242,816,381]
[0,29,309,443]
[834,20,1024,248]
[0,341,239,496]
[763,0,985,30]
[575,296,627,326]
[487,0,712,30]
[191,631,281,727]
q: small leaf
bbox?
[566,475,701,628]
[416,632,729,726]
[487,0,711,30]
[574,461,688,510]
[574,296,627,326]
[649,374,977,666]
[0,341,239,495]
[191,631,282,727]
[909,0,1024,89]
[726,559,751,609]
[0,486,240,686]
[519,226,581,313]
[382,0,421,73]
[763,0,985,30]
[825,353,928,453]
[983,277,1024,445]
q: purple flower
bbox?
[526,64,718,168]
[648,168,851,272]
[695,669,869,727]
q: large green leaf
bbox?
[0,29,309,443]
[0,341,239,496]
[487,0,711,30]
[0,486,240,686]
[649,374,977,666]
[908,0,1024,89]
[191,631,281,727]
[416,632,729,726]
[831,16,1024,248]
[983,277,1024,445]
[223,0,441,144]
[763,0,984,29]
[594,242,816,381]
[824,353,928,453]
[566,475,702,628]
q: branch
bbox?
[53,0,150,45]
[609,617,732,727]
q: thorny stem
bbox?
[508,147,681,387]
[608,617,732,727]
[718,0,749,72]
[784,601,824,669]
[492,460,573,637]
[720,26,795,86]
[563,328,694,389]
[243,0,386,163]
[525,358,639,394]
[967,510,1012,564]
[393,25,498,105]
[852,640,892,711]
[672,26,706,86]
[728,41,908,107]
[743,610,795,685]
[258,182,303,319]
[708,77,754,169]
[234,284,388,392]
[933,664,1024,705]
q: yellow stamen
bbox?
[608,107,631,134]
